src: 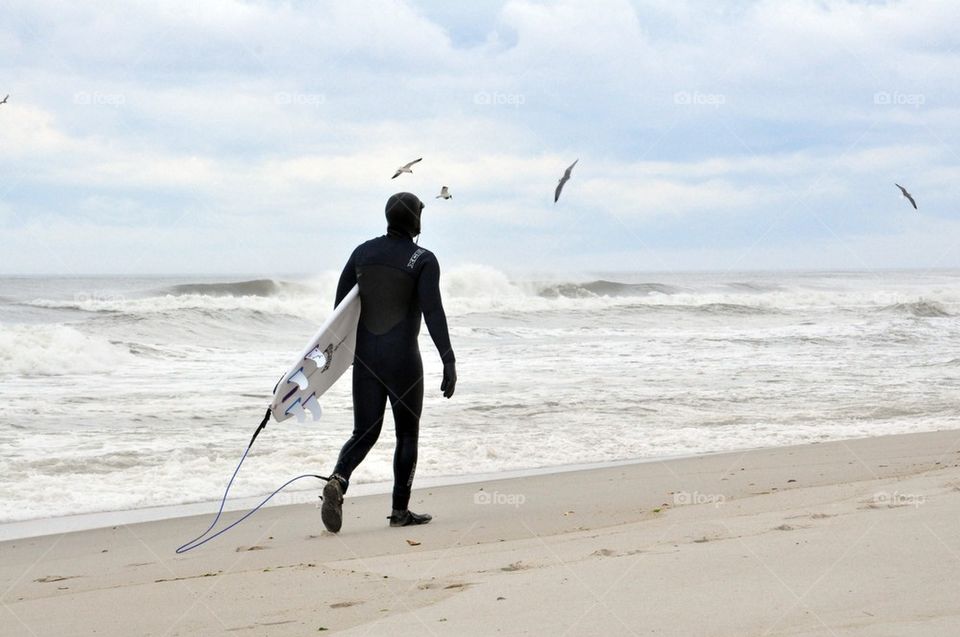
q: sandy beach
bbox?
[3,429,960,636]
[6,1,960,635]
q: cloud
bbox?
[1,0,959,274]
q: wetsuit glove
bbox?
[441,361,457,399]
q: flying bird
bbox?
[554,159,579,203]
[392,157,422,179]
[0,95,8,105]
[436,186,452,200]
[895,183,917,210]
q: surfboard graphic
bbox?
[269,284,361,423]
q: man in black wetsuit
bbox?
[321,192,456,532]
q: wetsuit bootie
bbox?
[321,475,346,533]
[388,509,432,527]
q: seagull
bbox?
[436,186,452,200]
[392,157,422,179]
[554,159,578,203]
[0,95,8,105]
[895,183,917,210]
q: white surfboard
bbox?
[269,284,361,423]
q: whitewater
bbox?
[1,267,959,524]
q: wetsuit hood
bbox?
[385,192,424,238]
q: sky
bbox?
[1,0,959,276]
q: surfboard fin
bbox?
[303,394,322,421]
[287,368,309,391]
[284,398,306,423]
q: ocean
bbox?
[2,267,959,525]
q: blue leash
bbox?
[176,408,330,554]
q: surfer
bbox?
[321,192,457,532]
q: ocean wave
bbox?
[15,299,114,314]
[695,302,778,315]
[726,282,782,293]
[0,324,136,376]
[878,301,951,318]
[11,269,960,324]
[23,291,333,320]
[160,279,315,298]
[20,450,145,474]
[923,357,960,367]
[442,264,525,299]
[538,280,680,299]
[610,301,778,316]
[16,276,339,319]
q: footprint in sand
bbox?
[416,580,469,591]
[500,561,529,572]
[443,582,474,591]
[33,575,74,583]
[154,571,220,583]
[785,512,837,521]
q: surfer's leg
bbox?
[333,367,389,489]
[388,369,423,512]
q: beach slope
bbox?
[3,429,960,636]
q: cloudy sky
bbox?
[1,0,959,275]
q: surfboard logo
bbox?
[406,248,426,269]
[269,283,361,424]
[306,343,334,373]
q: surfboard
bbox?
[268,284,361,423]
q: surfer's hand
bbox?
[441,362,457,399]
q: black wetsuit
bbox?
[332,231,455,511]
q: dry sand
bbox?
[3,429,960,636]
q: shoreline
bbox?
[4,428,943,542]
[0,447,737,542]
[4,428,960,635]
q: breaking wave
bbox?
[690,302,778,315]
[726,282,782,293]
[11,267,960,322]
[878,301,951,318]
[0,325,136,376]
[160,279,315,297]
[538,280,680,298]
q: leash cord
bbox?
[175,408,330,554]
